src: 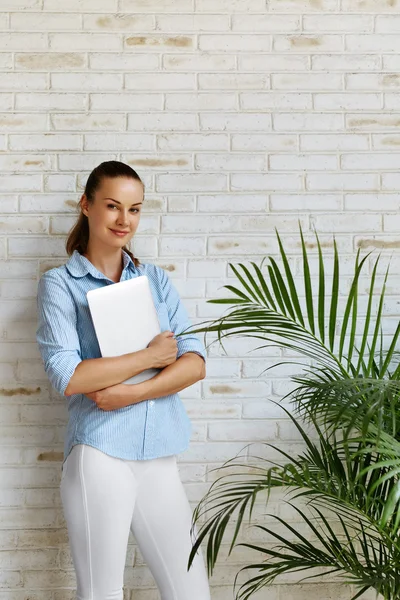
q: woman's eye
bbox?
[107,204,117,209]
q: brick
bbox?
[201,113,271,131]
[312,54,380,71]
[0,217,47,234]
[270,154,337,171]
[307,173,379,191]
[51,73,122,91]
[241,92,311,110]
[314,93,382,110]
[15,53,86,70]
[274,113,343,131]
[0,33,47,50]
[311,214,381,232]
[165,92,236,111]
[156,173,227,192]
[232,15,300,32]
[0,55,13,70]
[8,237,66,258]
[1,281,38,299]
[232,134,297,151]
[272,73,342,90]
[240,54,308,71]
[89,53,158,71]
[162,215,240,233]
[267,0,338,9]
[156,133,225,152]
[9,134,82,151]
[341,153,400,170]
[345,194,400,211]
[300,134,369,151]
[10,12,82,30]
[346,114,400,130]
[382,173,400,191]
[240,215,308,232]
[44,0,117,8]
[346,35,400,52]
[159,236,206,257]
[197,0,265,9]
[195,153,265,171]
[347,73,400,90]
[231,173,302,191]
[0,155,51,171]
[274,35,343,52]
[0,0,41,8]
[198,195,267,213]
[20,195,78,213]
[342,0,399,10]
[122,155,192,170]
[16,93,87,111]
[372,134,400,148]
[128,113,197,131]
[198,73,269,90]
[166,197,195,212]
[124,35,193,51]
[84,134,152,152]
[83,13,155,31]
[0,114,48,131]
[0,73,48,91]
[199,35,271,52]
[208,421,277,441]
[44,175,76,193]
[304,15,373,31]
[0,197,18,213]
[90,93,161,111]
[120,0,193,11]
[51,113,124,131]
[270,195,341,211]
[157,14,229,31]
[125,72,195,90]
[163,54,234,72]
[0,177,42,193]
[208,236,277,256]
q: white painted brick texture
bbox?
[0,0,396,598]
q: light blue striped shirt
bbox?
[36,249,206,462]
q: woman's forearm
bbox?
[65,348,155,396]
[122,353,206,405]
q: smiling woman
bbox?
[35,160,210,600]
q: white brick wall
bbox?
[0,0,397,598]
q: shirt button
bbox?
[149,400,154,406]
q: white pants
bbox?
[60,444,211,600]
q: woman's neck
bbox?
[83,244,124,283]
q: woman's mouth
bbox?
[110,229,129,237]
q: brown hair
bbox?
[66,160,143,266]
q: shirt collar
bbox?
[65,249,136,280]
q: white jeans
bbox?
[60,444,211,600]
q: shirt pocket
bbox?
[155,302,170,333]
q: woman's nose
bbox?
[116,211,129,225]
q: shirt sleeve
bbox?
[157,267,206,361]
[36,271,82,396]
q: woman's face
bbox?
[81,176,143,250]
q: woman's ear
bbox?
[80,194,89,217]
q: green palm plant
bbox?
[186,228,400,600]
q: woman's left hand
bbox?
[86,384,132,411]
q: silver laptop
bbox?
[87,276,161,384]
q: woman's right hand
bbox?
[147,331,178,368]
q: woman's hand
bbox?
[147,331,178,368]
[86,383,131,411]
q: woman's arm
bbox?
[37,272,178,398]
[65,347,154,396]
[87,352,205,411]
[65,331,178,396]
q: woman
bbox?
[36,161,211,600]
